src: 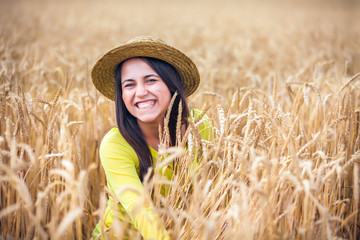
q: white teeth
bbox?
[137,100,155,109]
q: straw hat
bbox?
[91,36,200,100]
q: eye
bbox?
[123,83,135,88]
[147,79,157,83]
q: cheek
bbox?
[160,88,171,106]
[160,84,171,100]
[121,91,132,108]
[166,91,171,104]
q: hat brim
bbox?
[91,39,200,100]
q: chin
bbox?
[137,117,160,124]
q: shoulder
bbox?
[100,127,127,148]
[189,108,213,141]
[99,127,139,167]
[190,108,208,120]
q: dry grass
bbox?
[1,0,360,239]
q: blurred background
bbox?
[1,0,360,239]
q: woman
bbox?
[91,36,212,239]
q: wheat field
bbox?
[1,0,360,239]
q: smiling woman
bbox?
[90,36,213,239]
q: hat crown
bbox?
[126,36,166,45]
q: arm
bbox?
[100,128,169,240]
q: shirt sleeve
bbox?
[99,128,170,240]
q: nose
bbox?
[135,83,148,97]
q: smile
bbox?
[136,100,156,109]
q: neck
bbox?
[137,120,162,151]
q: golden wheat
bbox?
[1,0,360,239]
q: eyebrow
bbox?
[144,74,159,78]
[121,74,160,85]
[121,79,134,85]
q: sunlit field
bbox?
[1,0,360,239]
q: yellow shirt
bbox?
[92,109,213,239]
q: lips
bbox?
[136,100,156,109]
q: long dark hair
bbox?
[115,57,189,182]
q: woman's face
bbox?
[121,58,171,125]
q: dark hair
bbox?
[115,57,189,182]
